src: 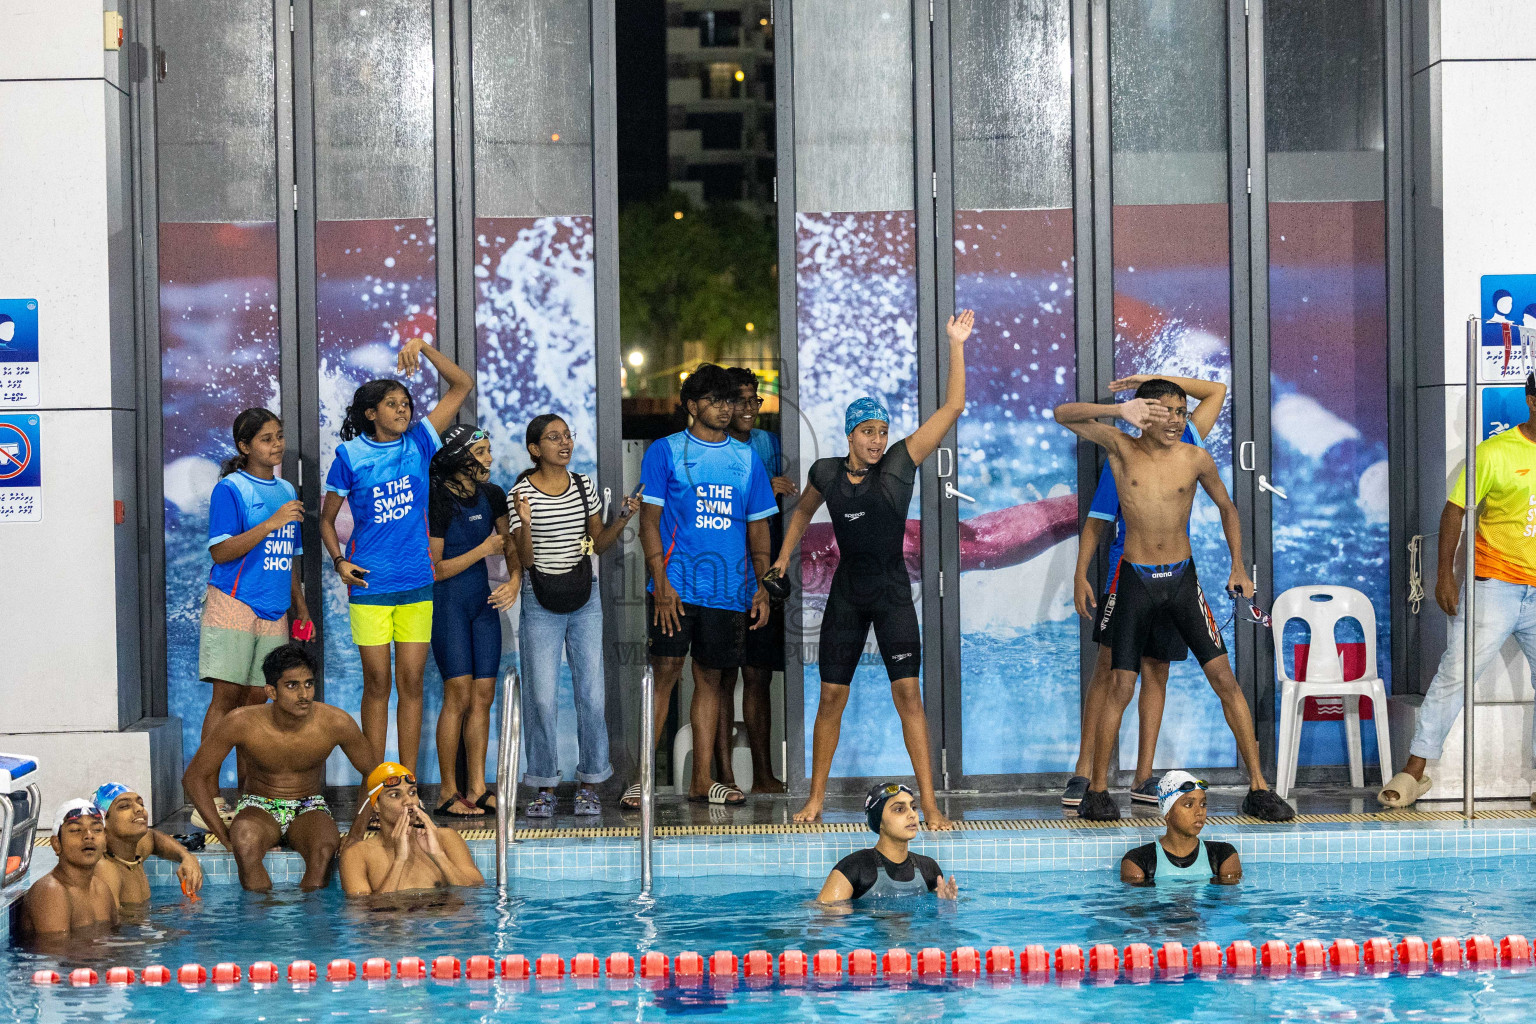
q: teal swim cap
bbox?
[845,397,890,436]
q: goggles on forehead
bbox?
[61,806,104,827]
[1175,779,1208,795]
[379,772,415,791]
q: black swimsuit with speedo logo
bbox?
[807,439,922,685]
[1098,558,1227,673]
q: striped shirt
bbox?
[510,472,601,573]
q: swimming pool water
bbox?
[8,855,1536,1022]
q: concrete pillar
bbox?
[1406,0,1536,799]
[0,1,181,822]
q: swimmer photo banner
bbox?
[1479,275,1536,384]
[0,414,41,522]
[0,299,39,407]
[1482,385,1528,441]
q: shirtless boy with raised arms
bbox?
[1054,379,1294,822]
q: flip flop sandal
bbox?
[620,783,643,810]
[434,794,483,818]
[574,788,601,816]
[473,793,497,813]
[1378,771,1432,808]
[688,783,746,806]
[524,792,555,819]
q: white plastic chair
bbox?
[672,688,753,795]
[1271,586,1392,799]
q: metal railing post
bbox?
[640,665,655,894]
[1464,315,1479,822]
[495,668,522,891]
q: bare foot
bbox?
[752,777,787,795]
[923,806,957,831]
[792,797,824,822]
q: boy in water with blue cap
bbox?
[816,782,959,902]
[1120,770,1242,885]
[92,782,204,906]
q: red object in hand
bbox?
[291,619,315,641]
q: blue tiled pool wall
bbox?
[78,826,1536,887]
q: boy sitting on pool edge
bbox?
[817,782,959,902]
[1120,770,1242,885]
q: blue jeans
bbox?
[1410,578,1536,761]
[518,578,612,787]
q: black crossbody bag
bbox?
[526,473,595,614]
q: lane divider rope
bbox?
[32,934,1535,988]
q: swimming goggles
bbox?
[866,782,914,807]
[59,806,104,827]
[1174,779,1209,795]
[1221,590,1273,632]
[378,772,416,791]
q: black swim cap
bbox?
[864,782,914,834]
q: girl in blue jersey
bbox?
[198,408,310,816]
[428,424,518,817]
[320,339,474,773]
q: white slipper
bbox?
[620,783,643,811]
[1378,771,1431,808]
[690,782,745,806]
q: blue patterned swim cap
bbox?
[93,781,132,815]
[845,397,890,436]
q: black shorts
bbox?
[1098,558,1226,674]
[647,595,746,670]
[1091,572,1188,665]
[818,579,922,686]
[729,601,785,672]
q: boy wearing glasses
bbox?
[1120,771,1242,884]
[339,762,483,894]
[1054,381,1294,823]
[183,644,378,891]
[631,363,778,809]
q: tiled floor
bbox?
[153,784,1534,837]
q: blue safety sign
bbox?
[0,299,38,407]
[0,414,42,521]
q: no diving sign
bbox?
[0,415,42,522]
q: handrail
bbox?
[640,665,655,894]
[1,782,41,891]
[495,667,522,891]
[1464,316,1479,821]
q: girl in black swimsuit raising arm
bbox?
[770,310,974,830]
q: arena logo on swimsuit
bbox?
[260,527,298,572]
[693,483,735,530]
[371,477,416,523]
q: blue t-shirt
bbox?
[207,472,303,620]
[639,430,778,612]
[325,419,442,599]
[1088,423,1205,573]
[744,427,782,477]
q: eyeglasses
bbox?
[542,431,576,444]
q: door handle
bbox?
[603,487,612,521]
[1258,474,1288,500]
[944,481,975,503]
[1239,440,1255,472]
[936,447,953,479]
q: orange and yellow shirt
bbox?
[1450,425,1536,585]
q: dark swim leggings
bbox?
[431,592,503,680]
[818,575,922,685]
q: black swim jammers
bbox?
[1098,558,1226,673]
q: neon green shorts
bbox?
[348,599,433,646]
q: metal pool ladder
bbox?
[494,668,522,890]
[640,665,656,894]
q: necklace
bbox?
[106,847,145,868]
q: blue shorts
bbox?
[431,588,503,681]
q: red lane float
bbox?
[986,946,1015,975]
[1191,941,1222,970]
[1329,939,1360,968]
[1294,940,1327,970]
[1432,937,1463,967]
[142,965,172,985]
[496,954,528,980]
[288,960,317,984]
[1122,944,1154,972]
[1363,938,1394,965]
[674,952,704,978]
[847,949,877,977]
[916,948,946,978]
[812,950,841,977]
[1465,935,1497,967]
[952,947,981,975]
[177,964,207,985]
[1261,940,1291,969]
[106,966,136,986]
[1020,945,1051,976]
[326,959,356,982]
[69,968,98,987]
[710,951,739,979]
[639,951,670,981]
[461,955,493,981]
[1054,945,1085,974]
[742,950,773,979]
[361,958,390,981]
[1502,935,1533,965]
[1398,936,1430,966]
[250,962,280,984]
[605,952,636,979]
[532,954,563,981]
[396,957,427,980]
[779,950,808,981]
[211,962,242,984]
[882,948,912,978]
[31,970,60,986]
[1157,942,1187,972]
[571,953,601,978]
[1225,940,1258,973]
[431,956,461,981]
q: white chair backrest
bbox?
[1269,585,1378,683]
